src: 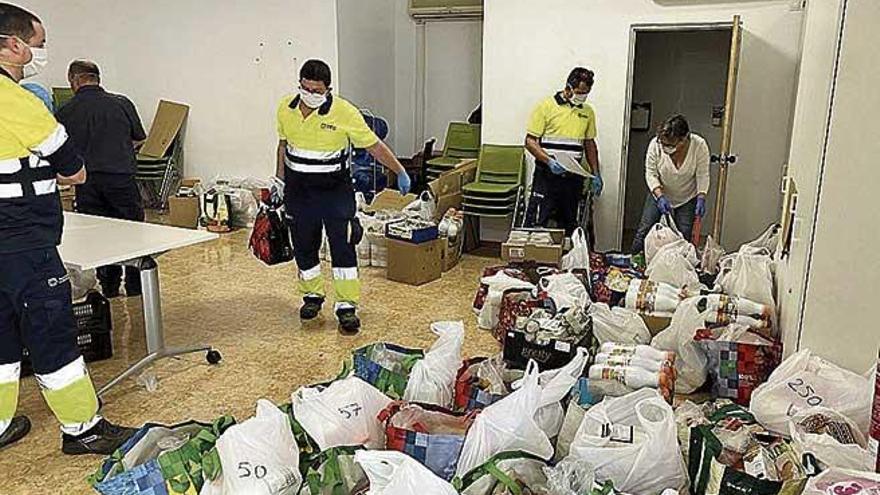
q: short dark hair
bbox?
[0,3,40,45]
[300,59,331,87]
[68,60,101,83]
[658,114,691,141]
[567,67,595,90]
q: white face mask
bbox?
[23,46,48,79]
[299,87,328,109]
[569,92,587,106]
[0,35,48,78]
[661,144,677,155]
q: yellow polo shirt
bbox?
[526,92,597,161]
[276,94,378,173]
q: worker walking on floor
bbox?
[275,59,411,334]
[56,60,148,298]
[524,67,603,246]
[0,3,135,454]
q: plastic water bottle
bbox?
[588,364,660,389]
[594,353,663,373]
[599,343,675,364]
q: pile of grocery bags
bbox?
[87,222,880,494]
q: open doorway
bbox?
[620,26,734,251]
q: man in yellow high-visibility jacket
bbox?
[0,2,135,454]
[275,59,411,334]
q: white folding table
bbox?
[58,212,220,397]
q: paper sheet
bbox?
[561,155,595,179]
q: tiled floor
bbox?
[1,229,500,494]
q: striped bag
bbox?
[379,401,477,481]
[90,416,235,495]
[453,357,522,413]
[352,343,424,400]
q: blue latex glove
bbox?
[695,195,706,218]
[591,174,604,197]
[656,195,673,215]
[548,158,566,175]
[397,170,412,195]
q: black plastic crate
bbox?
[21,291,113,377]
[503,319,595,371]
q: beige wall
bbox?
[18,0,339,179]
[780,0,880,373]
[482,0,804,251]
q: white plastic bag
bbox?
[651,297,708,394]
[354,450,457,495]
[215,400,302,494]
[569,388,686,494]
[644,216,682,264]
[802,468,880,495]
[403,321,465,408]
[544,457,595,495]
[455,361,553,478]
[404,190,437,222]
[477,272,535,330]
[789,407,874,471]
[589,303,652,346]
[716,249,776,309]
[530,347,591,438]
[749,349,873,437]
[743,223,781,254]
[538,272,590,311]
[646,239,700,290]
[561,227,591,271]
[291,376,393,451]
[700,235,725,275]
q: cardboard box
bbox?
[180,177,201,188]
[455,158,478,186]
[501,228,565,265]
[365,189,418,213]
[140,100,189,158]
[428,172,461,198]
[168,196,199,229]
[385,219,439,244]
[441,235,463,271]
[386,238,443,286]
[433,192,463,222]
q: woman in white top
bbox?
[631,114,710,253]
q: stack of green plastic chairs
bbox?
[426,122,481,180]
[461,144,525,218]
[136,135,184,209]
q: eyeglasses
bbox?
[299,84,327,95]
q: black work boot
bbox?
[62,418,137,456]
[0,416,31,450]
[336,308,361,335]
[299,297,324,321]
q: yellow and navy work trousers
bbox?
[285,177,363,311]
[0,247,100,437]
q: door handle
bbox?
[711,154,738,165]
